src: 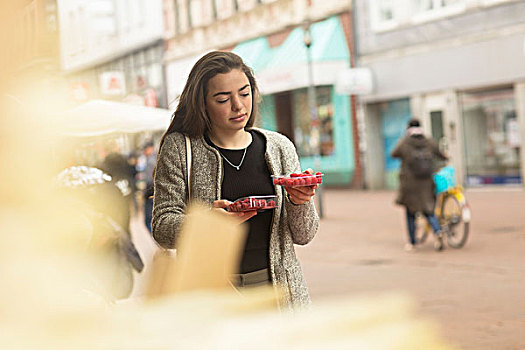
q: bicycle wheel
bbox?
[441,195,470,248]
[415,212,430,244]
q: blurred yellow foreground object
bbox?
[146,202,248,297]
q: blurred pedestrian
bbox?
[391,118,448,252]
[55,166,144,300]
[152,51,319,310]
[142,141,156,233]
[127,152,139,214]
[99,143,135,232]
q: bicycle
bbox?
[415,166,471,249]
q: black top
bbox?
[205,130,275,273]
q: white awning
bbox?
[58,99,172,137]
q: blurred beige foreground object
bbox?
[109,292,453,350]
[0,101,453,350]
[0,96,452,349]
[0,189,454,349]
[0,1,453,345]
[145,202,249,297]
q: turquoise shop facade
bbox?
[232,15,355,186]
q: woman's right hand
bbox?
[212,200,257,223]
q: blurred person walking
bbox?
[391,119,448,252]
[56,166,144,300]
[99,143,135,232]
[152,51,319,310]
[126,152,139,215]
[142,141,157,233]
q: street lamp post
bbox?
[303,20,324,218]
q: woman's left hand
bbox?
[284,168,318,205]
[212,200,257,223]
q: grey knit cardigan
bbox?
[152,127,319,310]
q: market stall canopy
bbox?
[58,99,172,137]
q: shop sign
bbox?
[335,68,374,95]
[70,82,90,102]
[257,61,348,95]
[144,88,158,107]
[100,71,126,95]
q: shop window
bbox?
[414,0,463,12]
[293,86,335,158]
[175,0,190,33]
[128,0,145,28]
[369,0,400,32]
[214,0,235,20]
[236,0,257,12]
[189,0,214,27]
[460,87,521,185]
[275,92,294,143]
[482,0,515,6]
[116,0,129,31]
[412,0,466,23]
[430,110,444,145]
[65,6,89,57]
[20,2,37,58]
[380,98,411,173]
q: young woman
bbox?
[152,51,319,310]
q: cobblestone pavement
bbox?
[296,188,525,350]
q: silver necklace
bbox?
[218,147,247,171]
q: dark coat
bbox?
[391,133,447,214]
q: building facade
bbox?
[355,0,525,189]
[6,0,63,110]
[57,0,167,108]
[163,0,359,186]
[17,0,60,70]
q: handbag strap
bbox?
[185,135,192,200]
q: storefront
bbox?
[232,16,355,185]
[460,87,522,185]
[359,27,525,189]
[66,42,167,108]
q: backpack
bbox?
[408,148,434,178]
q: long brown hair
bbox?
[158,51,260,152]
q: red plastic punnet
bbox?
[272,172,324,187]
[226,195,277,212]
